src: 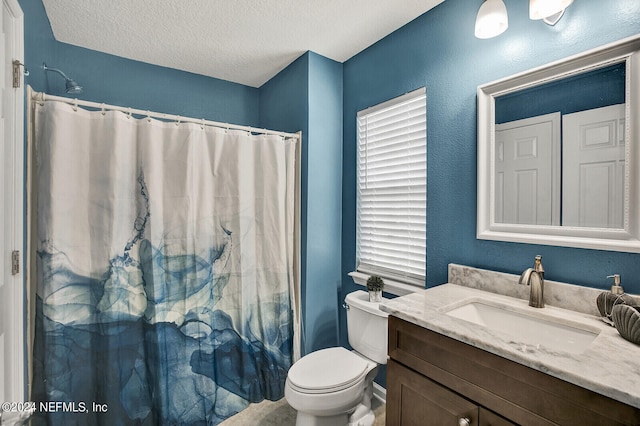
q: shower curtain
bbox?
[30,99,299,425]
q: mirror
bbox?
[494,62,625,228]
[477,35,640,252]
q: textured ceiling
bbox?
[41,0,444,88]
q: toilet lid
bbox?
[288,347,370,393]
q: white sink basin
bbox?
[445,300,600,354]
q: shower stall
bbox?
[27,88,301,425]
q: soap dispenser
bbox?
[596,274,634,325]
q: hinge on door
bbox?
[11,250,20,275]
[12,60,28,88]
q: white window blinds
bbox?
[356,88,426,286]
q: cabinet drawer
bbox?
[388,316,640,426]
[479,408,515,426]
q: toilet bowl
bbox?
[285,291,388,426]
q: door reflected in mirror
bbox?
[477,35,640,252]
[493,63,625,229]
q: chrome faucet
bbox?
[519,255,545,308]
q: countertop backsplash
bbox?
[447,263,639,317]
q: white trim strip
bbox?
[373,381,386,404]
[349,271,420,297]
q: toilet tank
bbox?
[345,290,389,365]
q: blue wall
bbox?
[21,0,344,358]
[260,53,312,352]
[20,0,260,126]
[305,53,344,353]
[341,0,640,326]
[496,62,626,123]
[260,52,344,354]
[21,0,640,391]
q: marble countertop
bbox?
[380,283,640,409]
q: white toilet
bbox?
[285,290,389,426]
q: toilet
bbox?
[285,290,389,426]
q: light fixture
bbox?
[42,63,83,94]
[475,0,509,39]
[530,0,574,25]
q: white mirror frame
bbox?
[477,35,640,253]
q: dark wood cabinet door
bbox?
[479,408,516,426]
[388,316,640,426]
[387,359,479,426]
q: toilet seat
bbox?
[287,347,370,394]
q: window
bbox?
[356,88,426,287]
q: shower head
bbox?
[65,78,83,95]
[42,63,83,94]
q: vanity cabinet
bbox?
[386,316,640,426]
[387,359,514,425]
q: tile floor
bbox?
[220,397,386,425]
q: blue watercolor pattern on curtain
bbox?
[31,100,297,425]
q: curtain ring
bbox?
[200,118,205,130]
[127,108,132,119]
[100,103,106,116]
[146,111,152,123]
[72,99,78,112]
[175,116,181,126]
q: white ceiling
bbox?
[42,0,444,88]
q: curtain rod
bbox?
[29,89,300,140]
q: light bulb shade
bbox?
[529,0,574,20]
[475,0,509,39]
